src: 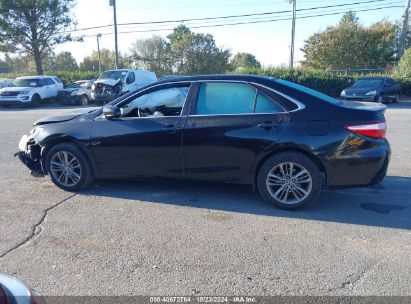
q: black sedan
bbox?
[16,75,390,210]
[340,77,400,103]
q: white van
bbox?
[91,69,157,105]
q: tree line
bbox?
[1,0,411,76]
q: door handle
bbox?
[162,124,178,133]
[257,121,280,129]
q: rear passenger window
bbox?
[255,92,284,113]
[195,82,256,115]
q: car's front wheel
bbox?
[257,152,322,210]
[31,94,41,106]
[376,94,384,103]
[45,143,94,191]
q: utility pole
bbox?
[289,0,296,68]
[96,33,102,74]
[109,0,119,68]
[398,0,410,58]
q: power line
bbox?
[64,0,397,34]
[76,4,402,38]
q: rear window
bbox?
[275,79,341,105]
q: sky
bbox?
[55,0,405,67]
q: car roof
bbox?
[154,74,276,85]
[16,75,57,79]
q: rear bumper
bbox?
[15,135,45,176]
[323,138,390,187]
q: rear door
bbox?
[182,81,289,182]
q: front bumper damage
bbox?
[14,135,45,177]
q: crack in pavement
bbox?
[0,193,77,259]
[329,262,380,292]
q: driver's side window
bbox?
[120,85,190,118]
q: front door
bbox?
[183,81,288,182]
[90,84,192,178]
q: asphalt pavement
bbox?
[0,102,410,296]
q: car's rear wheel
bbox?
[45,143,94,191]
[79,94,89,106]
[257,152,322,210]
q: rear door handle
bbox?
[257,121,280,129]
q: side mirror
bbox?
[103,105,121,119]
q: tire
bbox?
[393,93,400,103]
[376,94,383,104]
[79,95,89,106]
[257,152,322,210]
[31,94,41,106]
[45,143,94,191]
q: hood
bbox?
[94,78,121,87]
[0,86,32,92]
[344,86,380,94]
[33,107,99,126]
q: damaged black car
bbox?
[16,74,390,210]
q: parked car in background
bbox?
[0,75,63,107]
[58,79,94,106]
[0,272,46,304]
[16,75,390,210]
[0,79,14,89]
[91,69,157,105]
[340,77,400,103]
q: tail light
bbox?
[345,121,386,139]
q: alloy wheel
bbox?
[49,151,82,187]
[266,162,313,205]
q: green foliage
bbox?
[79,49,129,72]
[394,48,411,78]
[129,35,173,76]
[0,0,78,75]
[0,71,99,86]
[51,51,78,71]
[237,67,411,97]
[230,52,261,70]
[167,25,231,75]
[302,12,397,70]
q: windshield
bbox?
[12,79,40,87]
[98,70,127,81]
[352,79,383,87]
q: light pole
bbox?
[96,33,102,74]
[109,0,119,69]
[289,0,296,68]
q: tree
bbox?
[51,51,78,70]
[230,52,261,70]
[129,35,172,76]
[167,25,231,74]
[301,12,397,70]
[395,47,411,77]
[79,49,129,72]
[0,0,78,75]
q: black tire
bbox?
[257,152,322,210]
[45,142,94,191]
[79,94,89,106]
[31,94,41,107]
